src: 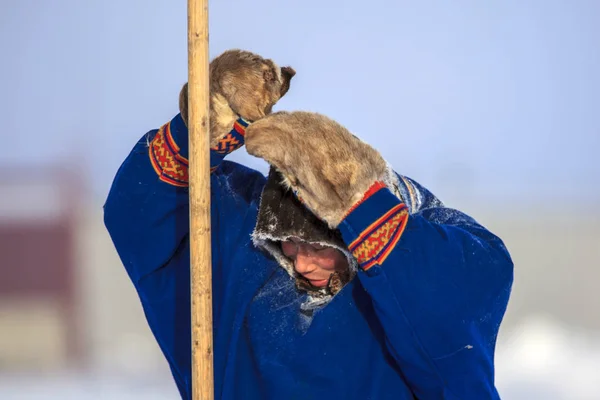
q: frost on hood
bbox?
[250,165,406,312]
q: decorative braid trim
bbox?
[209,118,250,171]
[349,204,409,271]
[149,118,250,185]
[149,122,189,187]
[211,118,248,154]
[343,180,386,219]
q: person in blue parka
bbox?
[104,63,513,399]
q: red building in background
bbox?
[0,164,84,370]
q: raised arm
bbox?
[103,112,261,284]
[244,110,514,399]
[338,178,513,399]
[103,49,295,398]
[103,112,266,398]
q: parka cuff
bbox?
[209,118,249,173]
[148,114,250,187]
[148,114,190,188]
[338,186,409,271]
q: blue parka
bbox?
[103,113,514,399]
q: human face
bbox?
[281,237,349,288]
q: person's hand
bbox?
[245,111,388,228]
[178,49,296,150]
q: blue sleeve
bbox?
[104,114,190,285]
[338,177,513,399]
[103,113,265,398]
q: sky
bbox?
[1,0,599,208]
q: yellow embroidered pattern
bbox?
[349,204,408,270]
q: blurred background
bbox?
[1,0,599,398]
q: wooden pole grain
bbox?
[187,0,213,399]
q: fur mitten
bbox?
[245,111,391,228]
[178,49,296,158]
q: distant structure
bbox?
[0,164,83,370]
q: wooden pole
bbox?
[187,0,214,399]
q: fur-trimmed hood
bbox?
[251,165,404,304]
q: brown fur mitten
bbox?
[179,49,296,148]
[245,111,389,228]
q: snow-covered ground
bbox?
[495,315,600,400]
[0,373,178,400]
[0,315,598,399]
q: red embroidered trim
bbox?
[233,120,247,136]
[211,120,247,154]
[349,204,409,270]
[149,122,189,187]
[343,180,386,219]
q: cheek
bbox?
[315,250,347,271]
[333,251,350,271]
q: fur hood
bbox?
[251,165,404,305]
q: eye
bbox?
[281,241,297,258]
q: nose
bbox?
[294,251,314,274]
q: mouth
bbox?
[308,278,329,287]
